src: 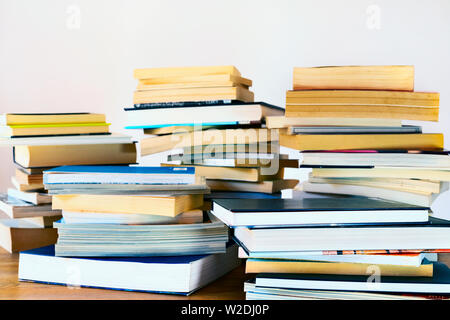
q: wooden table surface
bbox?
[0,247,250,300]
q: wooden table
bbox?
[0,247,250,300]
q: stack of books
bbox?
[125,65,299,208]
[18,165,240,295]
[0,113,137,253]
[275,65,448,207]
[208,65,450,300]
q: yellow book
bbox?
[280,133,443,151]
[0,123,110,137]
[206,179,299,193]
[293,65,415,91]
[52,194,204,217]
[245,258,433,277]
[265,116,402,128]
[14,143,137,168]
[137,74,252,90]
[133,86,254,104]
[0,113,106,125]
[134,65,241,79]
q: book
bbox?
[0,113,106,126]
[182,143,279,156]
[15,168,43,185]
[279,133,443,151]
[11,177,44,192]
[133,65,241,79]
[136,74,252,90]
[53,216,229,257]
[133,86,254,104]
[19,215,62,228]
[171,155,297,168]
[301,149,450,168]
[19,244,240,295]
[288,125,422,134]
[51,194,203,217]
[7,188,52,205]
[301,181,440,207]
[125,102,283,128]
[0,132,134,146]
[245,258,433,277]
[244,281,445,300]
[211,197,430,227]
[238,247,438,267]
[0,193,61,218]
[0,219,58,253]
[43,165,197,185]
[140,128,279,156]
[306,177,443,194]
[13,143,137,168]
[265,116,403,129]
[292,65,415,91]
[254,261,450,294]
[206,179,299,194]
[161,163,286,182]
[310,167,450,181]
[0,123,110,137]
[233,217,450,252]
[61,209,203,225]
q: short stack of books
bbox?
[125,66,299,208]
[18,165,240,295]
[276,65,449,207]
[210,193,450,300]
[0,112,137,253]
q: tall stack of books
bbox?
[209,65,450,300]
[18,165,240,295]
[276,65,448,207]
[0,113,137,253]
[125,65,299,208]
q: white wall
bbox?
[1,0,450,217]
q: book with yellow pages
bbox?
[0,113,106,125]
[0,122,110,137]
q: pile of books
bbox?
[0,113,137,253]
[18,165,240,294]
[211,65,450,300]
[125,65,299,208]
[277,65,448,207]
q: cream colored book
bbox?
[134,65,241,79]
[293,65,415,91]
[265,116,402,128]
[137,74,252,90]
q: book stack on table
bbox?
[125,65,299,208]
[0,113,137,253]
[209,66,450,300]
[18,165,240,295]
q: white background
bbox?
[1,0,449,217]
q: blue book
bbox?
[43,165,196,185]
[18,245,240,295]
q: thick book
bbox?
[125,102,283,128]
[19,244,240,295]
[288,125,422,134]
[15,168,43,185]
[51,193,203,217]
[53,215,229,257]
[279,133,443,151]
[0,113,106,126]
[293,66,415,91]
[133,86,254,104]
[211,197,430,227]
[140,128,279,156]
[254,261,450,294]
[0,193,61,219]
[13,143,137,168]
[301,149,450,168]
[43,165,196,185]
[233,217,450,252]
[136,74,252,90]
[0,219,58,253]
[245,258,433,277]
[133,65,241,79]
